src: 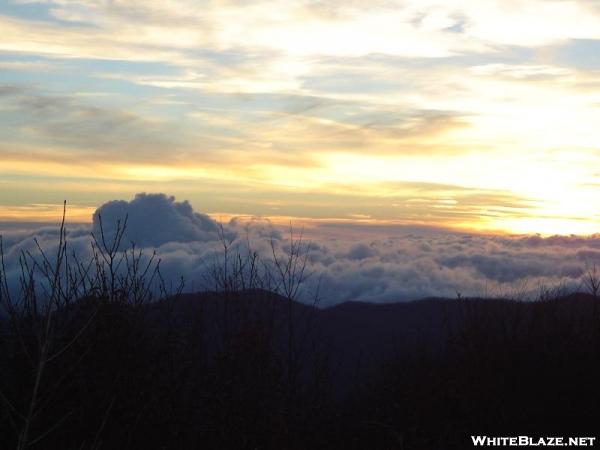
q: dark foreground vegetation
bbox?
[2,212,600,449]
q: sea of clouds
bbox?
[2,193,599,306]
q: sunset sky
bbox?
[2,0,600,235]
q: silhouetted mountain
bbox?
[3,290,600,449]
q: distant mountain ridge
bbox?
[152,289,600,390]
[3,287,600,449]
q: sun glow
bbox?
[319,152,600,235]
[3,0,600,236]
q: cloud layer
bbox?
[2,194,599,306]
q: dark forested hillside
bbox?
[2,288,600,449]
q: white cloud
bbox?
[2,193,598,306]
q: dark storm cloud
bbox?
[92,193,223,248]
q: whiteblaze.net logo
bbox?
[471,436,597,447]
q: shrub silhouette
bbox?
[2,206,600,449]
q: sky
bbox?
[2,0,600,235]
